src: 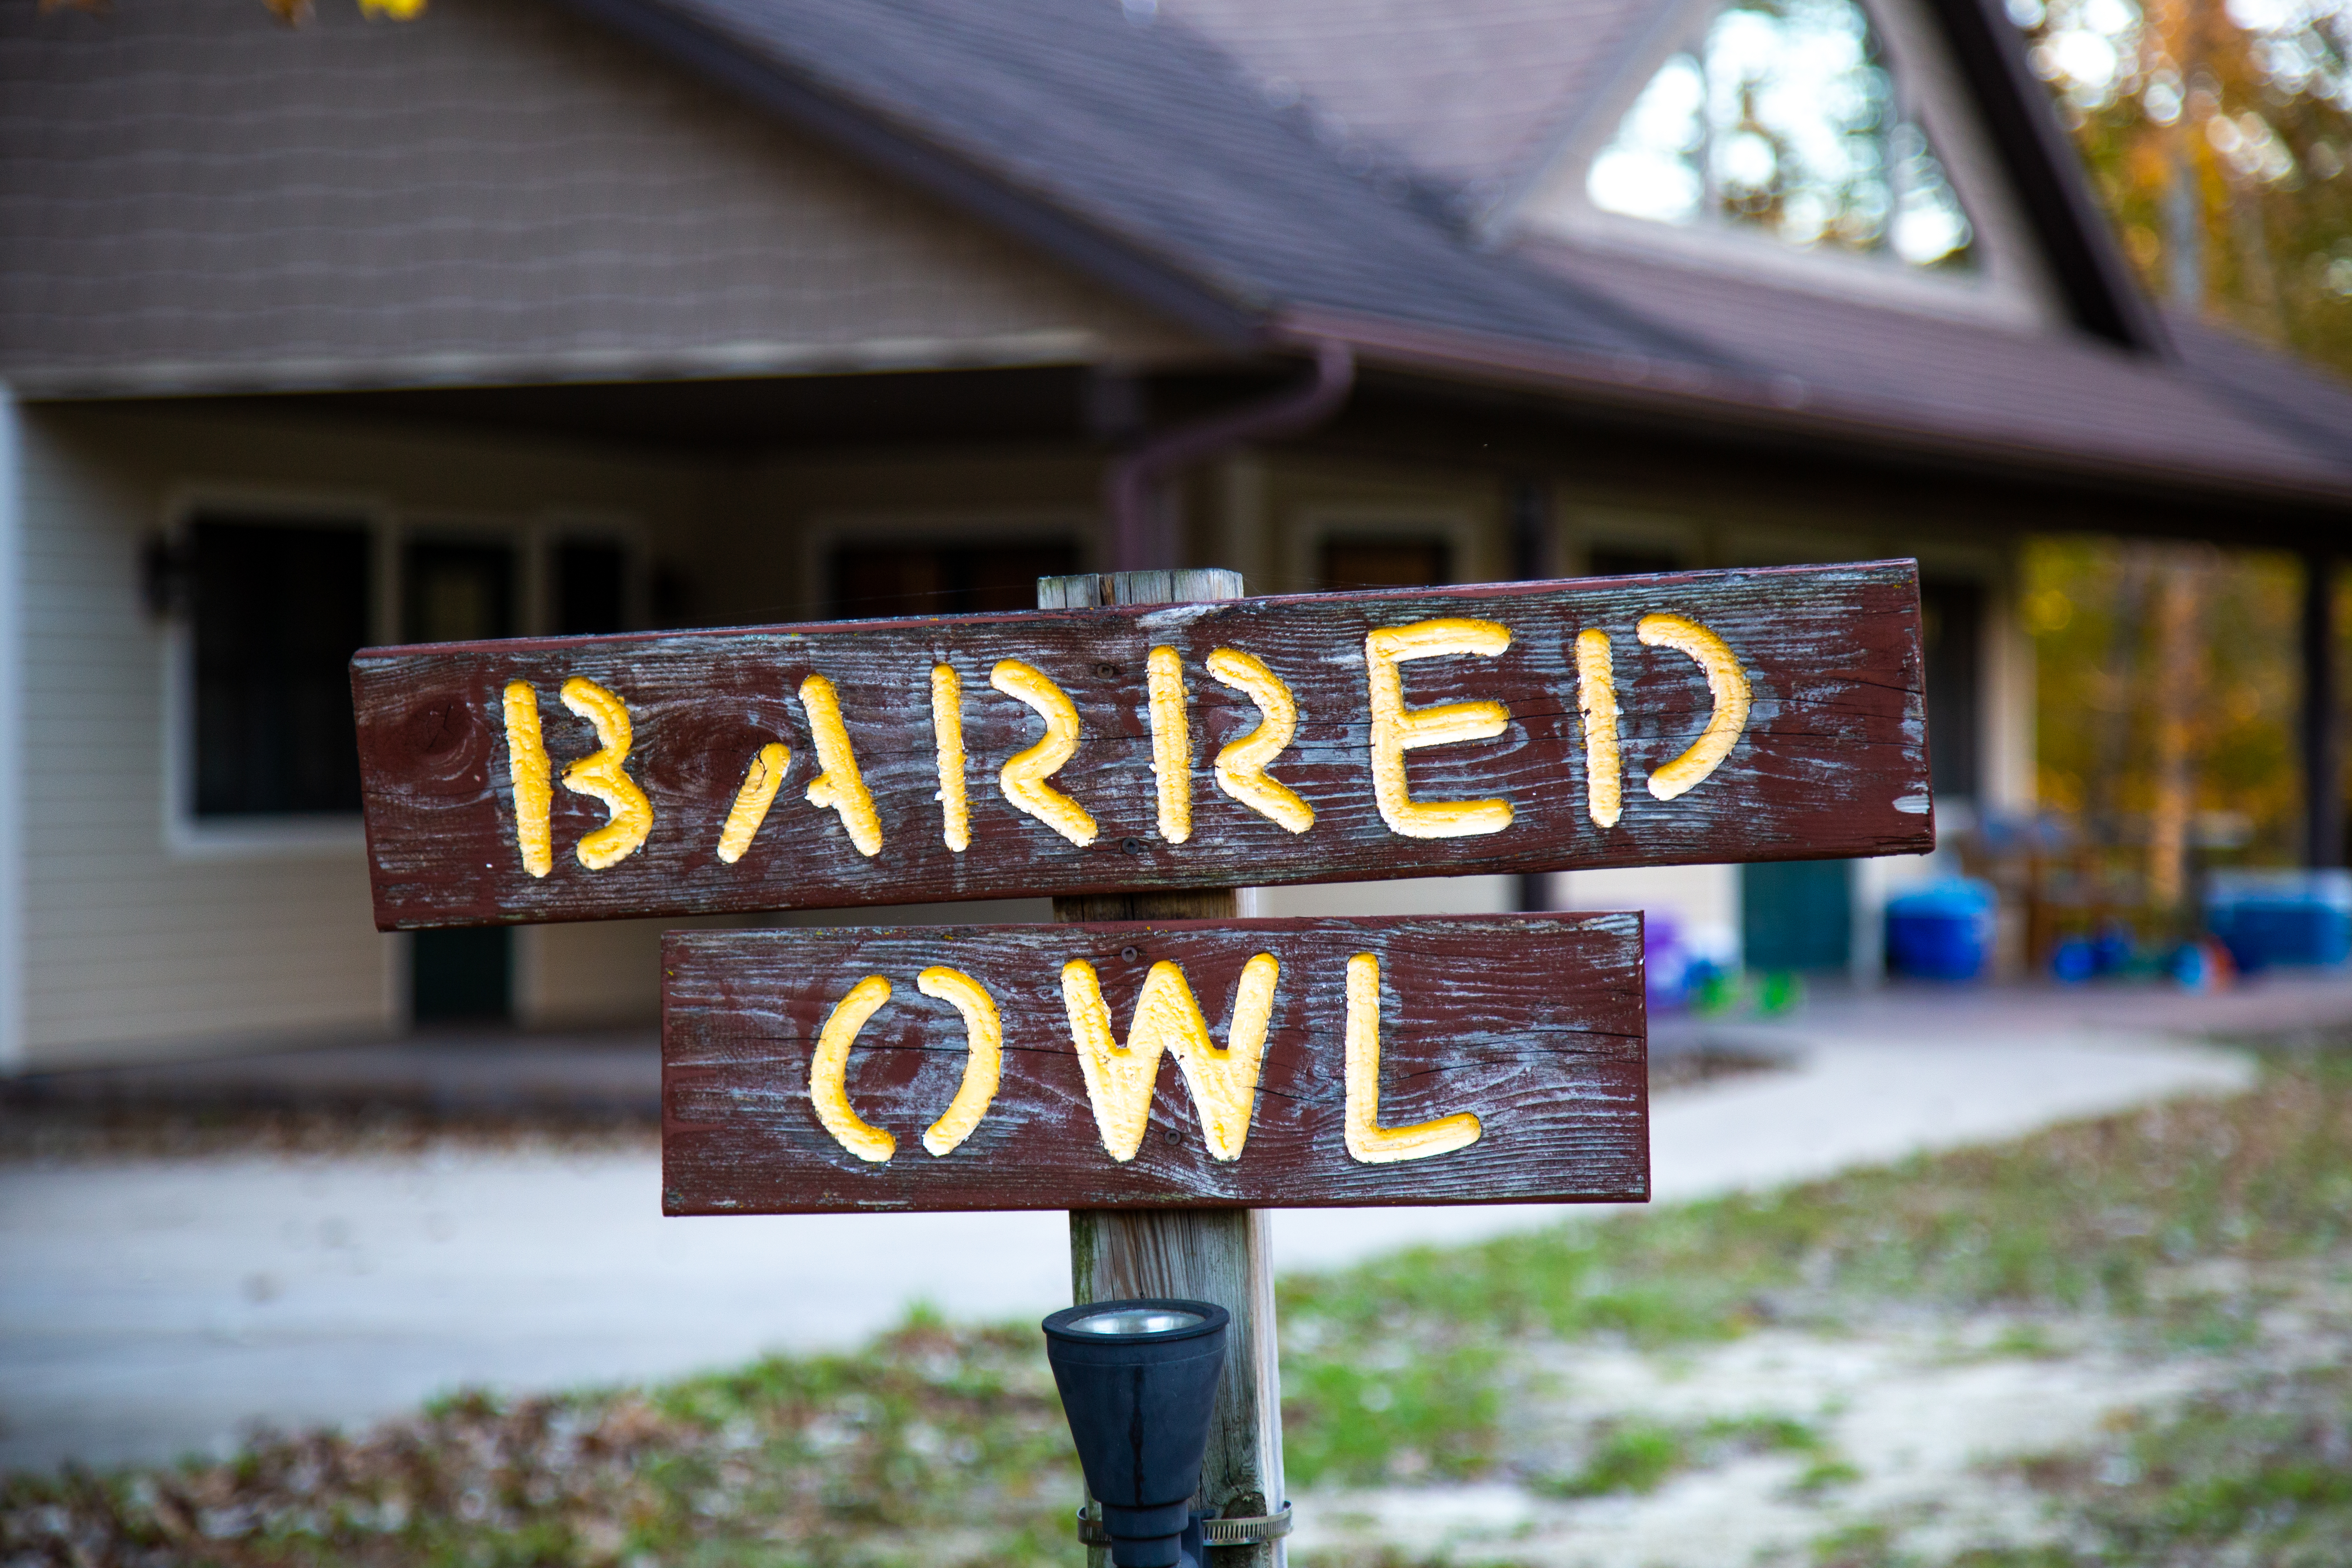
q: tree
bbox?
[2013,0,2352,372]
[38,0,424,20]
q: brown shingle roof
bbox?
[1514,238,2352,505]
[8,0,2348,510]
[1155,0,1653,202]
[586,0,2352,506]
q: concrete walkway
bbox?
[0,982,2310,1475]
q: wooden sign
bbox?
[354,561,1930,930]
[661,914,1645,1214]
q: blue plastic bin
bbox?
[2205,870,2352,971]
[1885,879,1996,981]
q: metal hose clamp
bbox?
[1076,1503,1294,1547]
[1200,1503,1294,1545]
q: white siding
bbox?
[11,405,716,1067]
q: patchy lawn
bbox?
[7,1051,2349,1567]
[2,1313,1077,1568]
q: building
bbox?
[4,0,2349,1069]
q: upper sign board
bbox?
[353,561,1931,929]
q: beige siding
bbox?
[516,920,669,1030]
[0,0,1199,395]
[13,405,719,1066]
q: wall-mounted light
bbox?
[141,534,192,619]
[1042,1298,1229,1568]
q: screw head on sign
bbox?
[1121,946,1139,961]
[1121,837,1145,855]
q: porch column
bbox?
[2303,549,2341,868]
[0,384,20,1071]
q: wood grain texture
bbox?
[659,913,1647,1214]
[355,562,1932,930]
[1050,571,1275,1566]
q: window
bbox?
[191,517,372,817]
[1584,0,1973,269]
[1319,537,1453,591]
[176,509,643,864]
[829,541,1081,619]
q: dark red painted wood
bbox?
[661,914,1646,1214]
[354,561,1931,929]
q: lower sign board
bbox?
[661,913,1646,1214]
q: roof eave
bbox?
[1926,0,2171,354]
[1276,306,2352,513]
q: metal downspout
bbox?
[1104,338,1355,573]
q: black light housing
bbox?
[1042,1298,1230,1568]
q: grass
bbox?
[7,1052,2350,1566]
[1272,1053,2352,1486]
[0,1312,1079,1568]
[1989,1361,2352,1568]
[1527,1413,1830,1499]
[1800,1361,2352,1566]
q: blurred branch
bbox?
[36,0,426,18]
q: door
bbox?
[1742,859,1854,972]
[403,539,519,1025]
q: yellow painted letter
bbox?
[503,681,553,877]
[918,965,1002,1156]
[991,660,1098,846]
[1365,619,1514,838]
[931,664,969,853]
[799,673,883,856]
[1060,955,1279,1162]
[558,677,654,870]
[811,975,896,1163]
[715,742,790,864]
[1146,645,1192,843]
[1206,647,1313,834]
[1343,951,1482,1164]
[1574,629,1621,829]
[1638,613,1751,801]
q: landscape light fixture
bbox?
[1041,1297,1230,1568]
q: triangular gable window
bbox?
[1584,0,1974,269]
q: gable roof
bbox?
[6,0,2344,511]
[559,0,2352,510]
[553,0,1712,365]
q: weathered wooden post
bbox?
[1040,568,1285,1564]
[348,556,1934,1564]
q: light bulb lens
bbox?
[1067,1307,1205,1336]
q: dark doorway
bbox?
[410,927,514,1025]
[1920,579,1984,802]
[1586,546,1684,578]
[1742,859,1853,971]
[403,537,519,1025]
[555,540,630,635]
[1319,537,1452,590]
[830,540,1081,619]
